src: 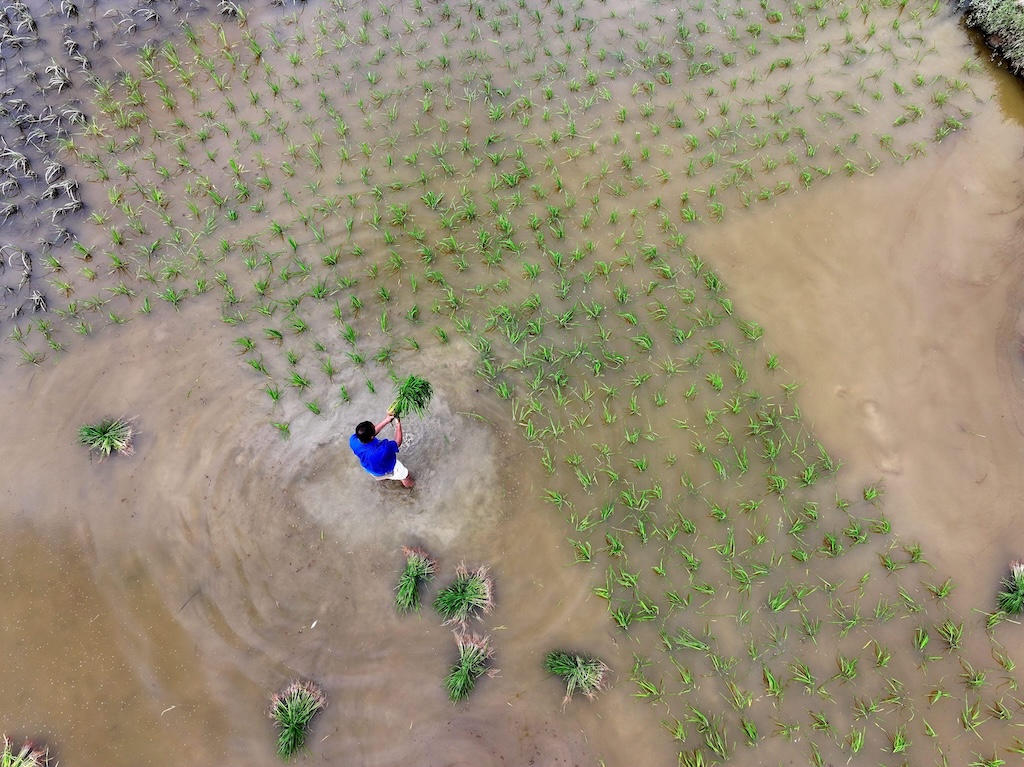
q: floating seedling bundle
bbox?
[544,650,609,704]
[78,416,135,458]
[433,563,494,627]
[268,679,327,760]
[397,557,498,701]
[395,546,437,613]
[0,736,47,767]
[997,560,1024,614]
[444,632,493,703]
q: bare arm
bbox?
[374,414,403,447]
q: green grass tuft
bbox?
[433,563,495,626]
[389,373,433,418]
[77,416,135,458]
[444,632,493,702]
[544,650,610,703]
[997,561,1024,614]
[1,736,47,767]
[269,679,327,760]
[395,546,437,613]
[963,0,1024,73]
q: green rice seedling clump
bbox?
[77,416,135,458]
[997,560,1024,613]
[1,736,47,767]
[963,0,1024,72]
[269,679,327,760]
[395,545,437,613]
[389,374,434,418]
[444,632,493,702]
[434,563,495,626]
[544,650,610,703]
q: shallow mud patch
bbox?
[295,395,502,552]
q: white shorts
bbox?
[374,459,409,481]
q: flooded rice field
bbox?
[2,0,1024,764]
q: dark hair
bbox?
[355,421,376,443]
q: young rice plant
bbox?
[395,545,437,613]
[78,416,135,458]
[0,736,47,767]
[544,650,610,704]
[997,560,1024,614]
[433,563,495,626]
[444,632,493,702]
[268,679,328,760]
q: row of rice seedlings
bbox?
[504,295,1020,763]
[2,0,1007,757]
[16,0,978,358]
[19,8,1011,761]
[18,139,798,352]
[0,0,90,279]
[157,3,937,274]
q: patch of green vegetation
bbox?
[5,2,1015,764]
[389,374,433,418]
[444,632,492,702]
[964,0,1024,73]
[997,561,1024,613]
[77,416,135,458]
[395,546,437,613]
[1,736,47,767]
[433,564,495,626]
[544,650,609,703]
[269,679,327,760]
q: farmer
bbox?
[349,413,414,488]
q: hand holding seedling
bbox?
[374,412,403,446]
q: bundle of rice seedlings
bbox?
[544,650,610,703]
[78,416,135,458]
[388,374,433,418]
[433,563,495,626]
[997,560,1024,614]
[0,736,47,767]
[269,679,327,760]
[444,632,493,702]
[395,546,437,613]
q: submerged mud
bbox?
[0,309,655,765]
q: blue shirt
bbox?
[349,435,399,476]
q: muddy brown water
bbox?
[689,69,1024,613]
[2,1,1024,766]
[0,303,667,765]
